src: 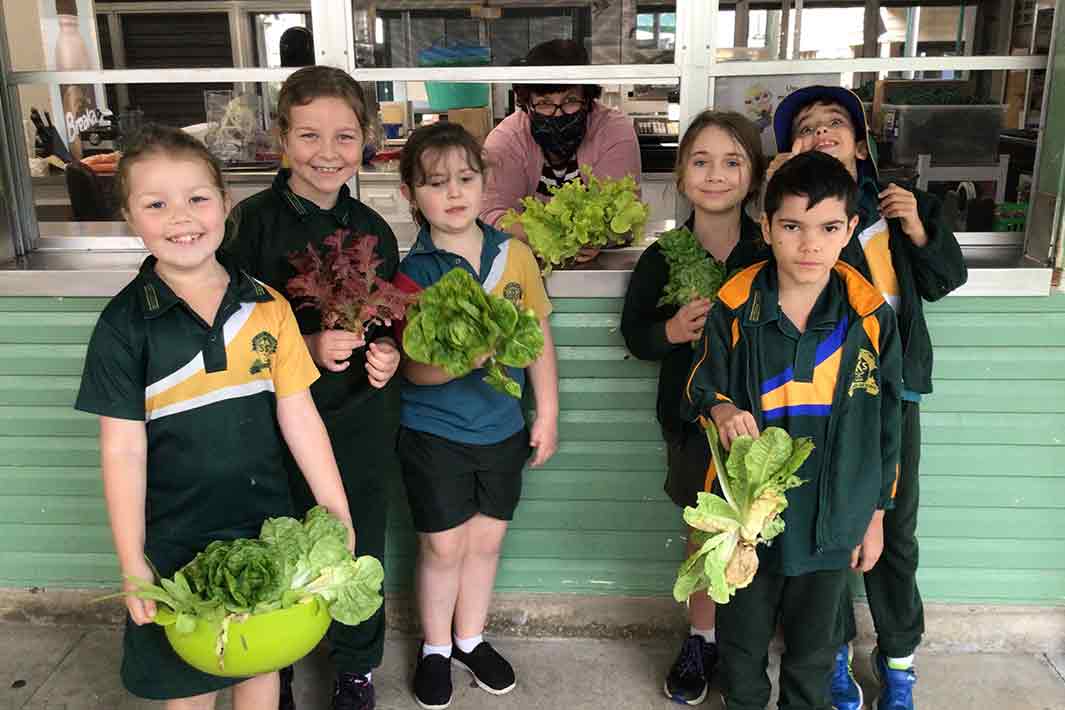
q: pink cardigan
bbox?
[480,103,642,227]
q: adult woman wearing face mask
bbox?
[481,39,642,260]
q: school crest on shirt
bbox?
[250,331,278,374]
[848,349,880,398]
[503,282,523,305]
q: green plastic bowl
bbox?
[165,597,331,677]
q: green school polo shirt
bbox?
[74,253,320,540]
[746,267,853,576]
[222,170,401,430]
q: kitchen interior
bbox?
[6,0,1061,280]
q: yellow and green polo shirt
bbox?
[75,253,320,539]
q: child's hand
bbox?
[529,413,559,468]
[306,330,366,372]
[365,337,400,388]
[710,403,759,450]
[472,351,494,369]
[764,139,805,184]
[851,510,885,572]
[665,298,712,344]
[574,246,601,263]
[879,183,928,247]
[123,558,157,626]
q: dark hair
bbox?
[513,39,603,108]
[763,151,858,223]
[279,26,314,67]
[399,122,487,226]
[277,66,373,143]
[675,110,766,202]
[114,123,226,209]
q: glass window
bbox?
[354,1,672,67]
[717,3,1017,61]
[22,80,286,225]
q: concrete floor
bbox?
[2,624,1064,709]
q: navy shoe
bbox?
[872,648,916,710]
[830,644,864,710]
[333,672,374,710]
[664,635,717,705]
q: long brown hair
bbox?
[675,110,766,204]
[114,123,226,209]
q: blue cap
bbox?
[773,85,868,154]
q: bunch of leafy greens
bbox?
[287,229,416,341]
[673,422,812,604]
[656,227,728,308]
[402,268,543,399]
[117,507,383,671]
[500,166,649,273]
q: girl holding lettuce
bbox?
[75,125,355,708]
[620,110,766,705]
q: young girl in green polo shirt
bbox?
[621,110,767,705]
[75,125,355,709]
[223,66,401,710]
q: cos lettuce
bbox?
[500,166,649,273]
[402,268,544,399]
[674,423,812,604]
[115,507,383,666]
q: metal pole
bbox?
[903,6,920,79]
[675,0,715,221]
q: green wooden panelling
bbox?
[0,295,1063,604]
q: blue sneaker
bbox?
[871,648,916,710]
[830,644,863,710]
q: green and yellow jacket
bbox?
[683,260,903,565]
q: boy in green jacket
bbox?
[771,86,968,710]
[684,151,902,710]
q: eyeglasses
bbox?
[529,98,586,117]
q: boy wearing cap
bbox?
[772,86,968,710]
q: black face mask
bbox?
[529,108,588,164]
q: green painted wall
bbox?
[1,295,1063,603]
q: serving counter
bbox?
[0,220,1062,606]
[0,220,1052,298]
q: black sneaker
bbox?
[332,672,374,710]
[451,641,516,695]
[414,649,453,710]
[279,665,296,710]
[664,635,717,705]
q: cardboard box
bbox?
[447,106,493,144]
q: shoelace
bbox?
[831,652,855,694]
[334,675,372,710]
[674,637,706,680]
[882,668,916,709]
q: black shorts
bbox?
[398,427,531,533]
[664,423,714,509]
